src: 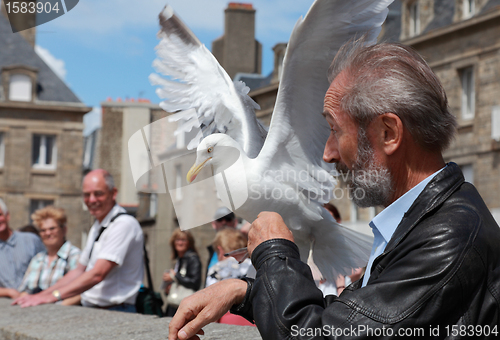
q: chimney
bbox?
[212,2,262,79]
[1,1,37,48]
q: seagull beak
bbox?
[186,157,211,183]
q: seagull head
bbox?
[186,134,242,183]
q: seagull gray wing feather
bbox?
[254,0,392,280]
[150,5,267,158]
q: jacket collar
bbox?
[384,162,464,253]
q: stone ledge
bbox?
[0,299,261,340]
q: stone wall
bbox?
[408,11,500,212]
[0,299,261,340]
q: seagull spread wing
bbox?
[251,0,392,280]
[150,5,267,158]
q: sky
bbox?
[25,0,314,135]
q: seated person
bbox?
[206,207,239,276]
[206,228,251,287]
[206,228,254,326]
[16,206,81,304]
[0,199,44,299]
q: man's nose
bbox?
[323,134,339,163]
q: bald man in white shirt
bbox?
[13,169,144,312]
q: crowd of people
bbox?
[1,169,144,313]
[0,167,253,324]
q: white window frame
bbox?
[0,133,4,168]
[461,67,475,120]
[409,1,420,37]
[463,0,475,19]
[9,74,32,102]
[32,134,57,170]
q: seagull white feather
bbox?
[152,0,393,281]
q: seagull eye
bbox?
[207,147,213,153]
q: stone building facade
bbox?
[383,0,500,222]
[0,6,92,247]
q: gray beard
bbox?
[338,130,394,208]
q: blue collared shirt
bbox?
[0,231,45,288]
[362,167,445,287]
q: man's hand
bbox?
[247,211,294,255]
[12,291,56,307]
[168,279,247,340]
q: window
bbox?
[9,74,32,101]
[492,106,500,141]
[350,201,358,223]
[32,134,57,169]
[149,193,157,218]
[463,0,475,19]
[0,133,4,168]
[460,67,475,120]
[29,199,54,222]
[83,132,95,169]
[409,2,420,37]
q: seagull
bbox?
[150,0,393,281]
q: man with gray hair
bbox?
[0,199,44,298]
[168,40,500,339]
[14,169,144,313]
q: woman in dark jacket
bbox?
[163,228,201,317]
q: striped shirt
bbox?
[0,231,45,288]
[18,240,81,293]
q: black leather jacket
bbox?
[175,249,201,291]
[232,163,500,339]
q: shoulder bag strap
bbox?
[88,212,128,259]
[143,241,154,291]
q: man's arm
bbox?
[41,263,86,294]
[13,259,116,307]
[0,287,20,299]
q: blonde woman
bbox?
[18,206,81,305]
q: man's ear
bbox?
[111,187,118,201]
[378,113,403,156]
